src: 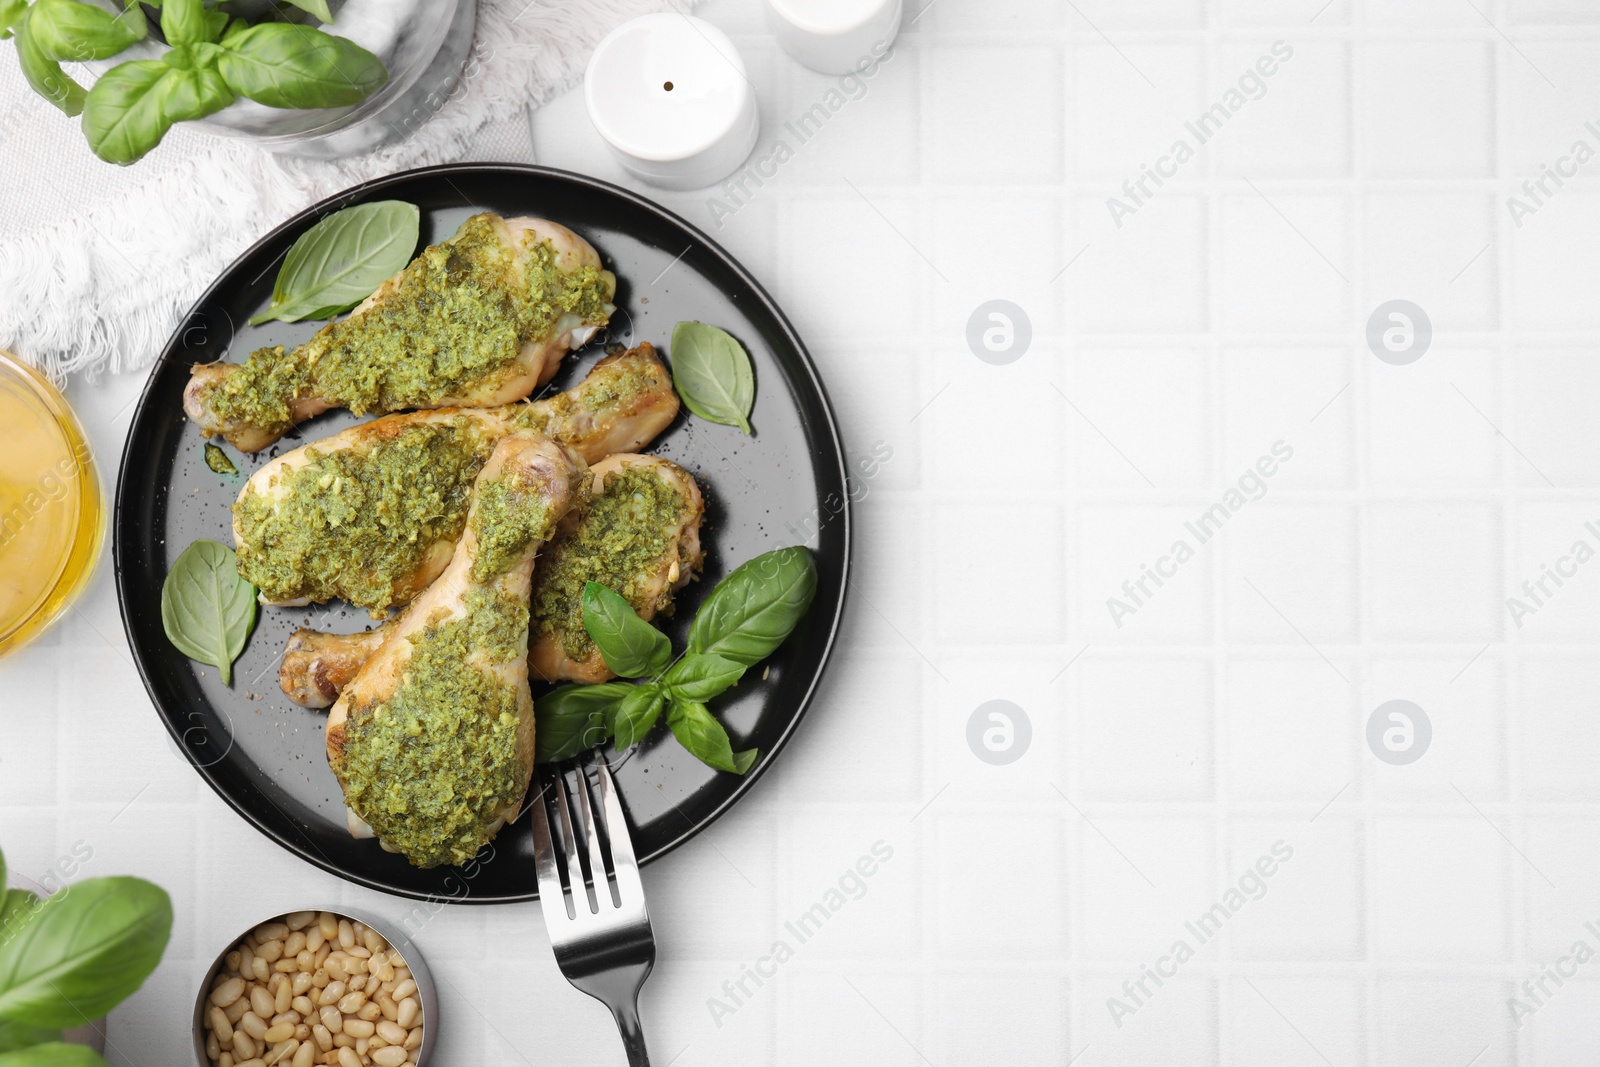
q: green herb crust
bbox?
[233,420,493,610]
[468,469,564,584]
[533,464,696,661]
[209,215,613,433]
[338,590,529,869]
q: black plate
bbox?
[114,164,849,903]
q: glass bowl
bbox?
[0,351,103,658]
[92,0,479,161]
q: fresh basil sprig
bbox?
[533,546,819,774]
[0,871,172,1029]
[161,538,258,685]
[8,0,389,165]
[249,200,420,325]
[670,321,755,435]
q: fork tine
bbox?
[572,762,616,908]
[595,756,646,907]
[551,769,587,911]
[529,771,570,922]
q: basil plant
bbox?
[0,0,387,164]
[0,844,174,1064]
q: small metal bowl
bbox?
[193,909,437,1067]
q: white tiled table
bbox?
[8,0,1600,1063]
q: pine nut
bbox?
[341,1019,375,1039]
[233,1033,258,1060]
[319,981,346,1007]
[293,996,315,1016]
[371,1047,407,1067]
[337,991,366,1015]
[311,1025,333,1052]
[292,1041,316,1067]
[337,1049,361,1067]
[337,921,355,949]
[390,980,416,1003]
[395,998,419,1029]
[263,1024,296,1044]
[211,977,246,1008]
[320,1006,343,1034]
[240,1013,268,1040]
[256,922,289,942]
[210,1007,235,1043]
[375,1021,406,1045]
[207,1031,221,1061]
[265,1039,298,1066]
[287,911,317,931]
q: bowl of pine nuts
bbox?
[193,909,436,1067]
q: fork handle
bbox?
[611,996,650,1066]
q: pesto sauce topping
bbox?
[532,465,692,660]
[468,472,560,584]
[233,420,493,610]
[340,588,530,868]
[210,215,614,432]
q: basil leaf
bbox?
[534,682,630,764]
[0,1043,107,1066]
[13,12,86,116]
[661,652,745,702]
[670,321,754,434]
[28,0,145,60]
[609,684,665,750]
[667,699,757,775]
[159,0,217,48]
[281,0,334,23]
[0,1019,63,1055]
[216,23,386,109]
[249,200,419,326]
[160,538,257,684]
[581,581,671,679]
[0,877,172,1028]
[686,547,817,666]
[0,0,27,40]
[157,65,232,123]
[81,59,179,164]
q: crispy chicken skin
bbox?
[326,430,587,867]
[185,215,617,452]
[279,453,706,706]
[232,346,678,613]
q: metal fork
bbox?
[531,756,655,1066]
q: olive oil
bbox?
[0,352,102,656]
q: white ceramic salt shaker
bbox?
[583,14,759,191]
[765,0,903,75]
